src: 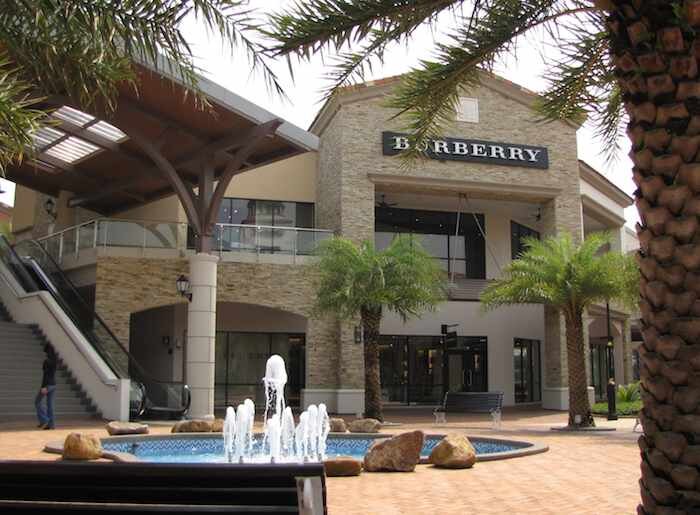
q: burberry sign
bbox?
[382,131,549,169]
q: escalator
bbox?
[4,236,190,420]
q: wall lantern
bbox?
[176,274,192,302]
[354,325,363,345]
[44,197,57,220]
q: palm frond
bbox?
[267,0,462,94]
[313,235,446,321]
[387,1,594,156]
[0,0,284,172]
[482,232,638,315]
[536,11,626,162]
[0,54,46,174]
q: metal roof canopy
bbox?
[6,60,318,252]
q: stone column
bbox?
[185,252,219,419]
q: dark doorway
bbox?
[379,335,487,404]
[444,340,488,394]
[215,331,305,409]
[513,338,542,403]
[590,340,615,401]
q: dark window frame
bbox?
[375,206,486,279]
[513,338,542,403]
[511,221,540,260]
[217,197,315,228]
[214,330,306,408]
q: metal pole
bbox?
[450,196,462,286]
[606,301,617,420]
[606,301,613,379]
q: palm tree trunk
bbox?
[361,306,383,422]
[564,310,594,428]
[608,3,700,512]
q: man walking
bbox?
[35,344,56,430]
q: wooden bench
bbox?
[434,391,504,424]
[0,460,327,514]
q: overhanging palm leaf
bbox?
[0,0,284,173]
[267,0,606,154]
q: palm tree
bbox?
[0,0,283,173]
[314,235,446,421]
[482,232,638,427]
[264,2,694,510]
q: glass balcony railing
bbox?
[36,218,334,264]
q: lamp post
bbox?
[606,302,618,421]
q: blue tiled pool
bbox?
[102,435,529,463]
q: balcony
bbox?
[36,218,334,267]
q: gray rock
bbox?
[329,418,347,433]
[171,419,213,433]
[348,418,381,433]
[429,434,476,469]
[324,457,362,476]
[105,421,149,436]
[63,433,103,460]
[363,431,424,472]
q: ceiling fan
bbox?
[376,194,398,209]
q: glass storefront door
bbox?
[513,338,542,403]
[379,335,487,404]
[214,332,305,410]
[445,343,488,394]
[590,341,615,401]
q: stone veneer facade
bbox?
[94,256,346,392]
[313,75,584,395]
[59,73,634,414]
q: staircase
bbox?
[0,302,100,420]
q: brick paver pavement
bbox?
[0,408,641,514]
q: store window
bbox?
[379,335,487,404]
[376,206,486,279]
[511,221,540,260]
[513,338,541,403]
[215,332,305,409]
[190,198,314,252]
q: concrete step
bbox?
[0,397,92,408]
[1,410,98,418]
[0,299,99,419]
[0,332,41,341]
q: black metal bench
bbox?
[434,391,504,423]
[0,460,327,514]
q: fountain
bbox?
[222,354,330,463]
[98,355,544,464]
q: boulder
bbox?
[105,421,149,436]
[211,419,224,432]
[330,418,348,433]
[171,419,213,433]
[429,434,477,469]
[63,433,103,460]
[348,418,381,434]
[363,430,424,472]
[323,457,362,477]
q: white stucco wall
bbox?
[380,301,545,407]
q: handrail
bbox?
[36,218,334,242]
[36,217,334,264]
[215,223,333,233]
[11,238,190,418]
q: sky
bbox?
[0,1,639,228]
